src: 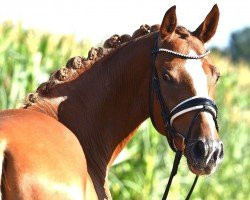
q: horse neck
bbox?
[58,34,154,160]
[28,33,155,195]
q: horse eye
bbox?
[213,67,221,83]
[162,72,171,81]
[216,73,221,83]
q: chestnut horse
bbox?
[0,4,223,199]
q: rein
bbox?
[150,33,218,200]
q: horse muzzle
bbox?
[185,139,224,175]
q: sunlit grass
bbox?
[0,21,249,200]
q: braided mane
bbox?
[23,24,160,108]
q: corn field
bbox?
[0,21,249,200]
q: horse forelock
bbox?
[23,24,160,108]
[175,26,191,38]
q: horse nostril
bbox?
[192,140,207,160]
[219,142,224,160]
[213,150,218,161]
[212,142,224,162]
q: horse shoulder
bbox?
[0,109,98,200]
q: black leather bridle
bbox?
[150,33,219,200]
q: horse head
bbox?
[152,4,223,175]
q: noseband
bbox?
[150,33,219,200]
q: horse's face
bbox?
[154,5,223,175]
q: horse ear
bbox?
[160,6,177,40]
[193,4,220,43]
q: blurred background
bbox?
[0,0,249,199]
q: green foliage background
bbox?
[0,22,249,200]
[228,27,250,63]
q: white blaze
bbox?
[184,51,208,97]
[184,50,216,139]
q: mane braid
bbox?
[23,24,160,108]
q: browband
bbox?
[157,48,210,59]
